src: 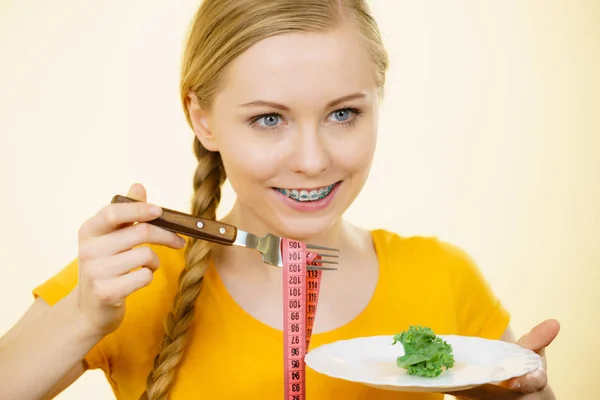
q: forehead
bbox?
[215,28,377,107]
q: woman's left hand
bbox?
[448,319,560,400]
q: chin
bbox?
[270,215,339,241]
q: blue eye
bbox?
[333,109,350,121]
[327,108,361,125]
[249,113,286,131]
[259,114,280,127]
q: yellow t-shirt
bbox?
[33,229,510,400]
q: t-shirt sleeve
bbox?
[441,241,511,339]
[32,258,110,372]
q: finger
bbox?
[111,267,154,304]
[79,201,163,239]
[115,183,148,230]
[102,222,185,255]
[503,368,548,394]
[86,246,161,278]
[80,222,185,260]
[497,320,559,393]
[91,267,154,306]
[516,319,560,353]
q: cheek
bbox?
[334,129,377,175]
[218,137,281,188]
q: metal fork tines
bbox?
[233,231,339,271]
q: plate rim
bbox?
[304,334,542,392]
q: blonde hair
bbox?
[140,0,388,398]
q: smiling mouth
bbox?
[273,182,339,202]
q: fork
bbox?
[111,195,339,271]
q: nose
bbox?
[288,127,330,176]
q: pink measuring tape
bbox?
[282,238,322,400]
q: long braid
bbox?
[140,137,226,400]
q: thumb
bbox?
[126,183,147,202]
[114,183,148,230]
[499,319,559,393]
[517,319,560,353]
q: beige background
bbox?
[1,0,598,398]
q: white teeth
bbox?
[277,183,336,202]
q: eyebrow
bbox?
[239,92,367,111]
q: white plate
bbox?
[304,335,542,393]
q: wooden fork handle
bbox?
[111,194,237,245]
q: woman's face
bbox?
[189,27,380,240]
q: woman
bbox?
[0,0,559,399]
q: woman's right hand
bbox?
[74,183,186,336]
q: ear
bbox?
[185,91,219,151]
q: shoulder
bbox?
[370,229,510,338]
[370,228,489,289]
[370,228,471,266]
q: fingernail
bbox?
[510,381,521,390]
[178,236,186,246]
[150,206,162,216]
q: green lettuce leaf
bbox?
[391,325,455,378]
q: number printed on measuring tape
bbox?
[283,239,306,399]
[282,238,323,400]
[305,253,322,352]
